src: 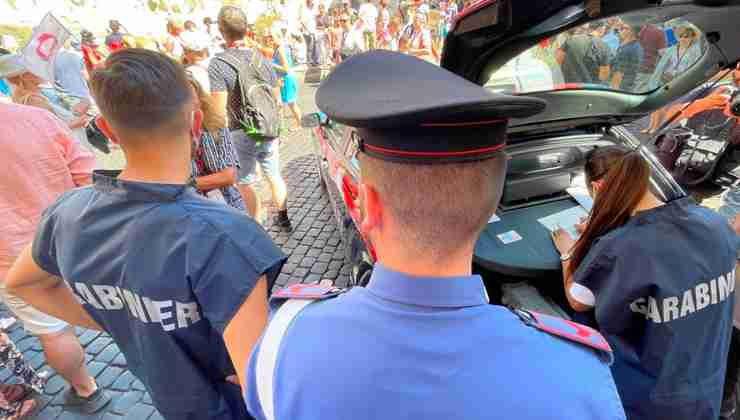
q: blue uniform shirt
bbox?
[32,171,286,420]
[572,198,738,420]
[245,264,626,420]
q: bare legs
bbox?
[38,328,97,398]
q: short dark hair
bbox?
[218,6,248,42]
[360,153,506,259]
[90,49,192,137]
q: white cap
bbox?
[417,3,430,15]
[179,31,210,52]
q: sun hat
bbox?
[0,54,28,79]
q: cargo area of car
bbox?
[471,133,633,318]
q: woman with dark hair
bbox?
[551,145,738,420]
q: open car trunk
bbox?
[436,0,740,316]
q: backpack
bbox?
[215,49,282,139]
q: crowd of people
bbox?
[0,3,739,420]
[553,17,704,94]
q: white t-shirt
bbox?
[186,62,212,93]
[300,3,318,33]
[342,27,365,53]
[358,2,379,33]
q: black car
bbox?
[304,0,740,314]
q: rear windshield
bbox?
[484,16,707,95]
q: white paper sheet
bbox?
[566,187,594,212]
[537,206,589,239]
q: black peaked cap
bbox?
[316,51,547,163]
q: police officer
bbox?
[244,51,626,420]
[552,145,737,420]
[6,49,286,420]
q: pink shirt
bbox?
[0,103,95,278]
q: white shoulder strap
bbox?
[255,298,314,420]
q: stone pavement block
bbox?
[299,256,317,268]
[33,394,55,415]
[37,404,63,419]
[16,336,40,352]
[29,350,47,370]
[45,374,68,395]
[121,403,154,420]
[310,262,328,274]
[111,370,136,391]
[57,410,105,420]
[148,412,165,420]
[131,380,147,392]
[8,327,27,342]
[110,390,144,415]
[86,337,113,356]
[96,366,124,388]
[142,393,152,404]
[95,344,121,364]
[86,361,107,378]
[0,366,13,383]
[78,330,102,346]
[112,353,127,367]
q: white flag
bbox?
[21,13,71,82]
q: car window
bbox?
[483,16,708,95]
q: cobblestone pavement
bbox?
[0,80,349,419]
[1,78,728,419]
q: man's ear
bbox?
[359,183,383,236]
[95,116,120,145]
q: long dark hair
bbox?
[570,145,651,271]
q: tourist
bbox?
[80,30,104,76]
[210,6,292,229]
[0,101,110,416]
[399,8,434,62]
[339,15,364,60]
[610,23,643,91]
[1,54,91,150]
[105,20,125,52]
[187,76,246,211]
[299,0,320,66]
[270,25,302,131]
[5,48,285,420]
[358,0,379,50]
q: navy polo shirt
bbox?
[571,198,738,420]
[32,171,286,420]
[245,264,626,420]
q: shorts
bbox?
[0,279,68,336]
[230,130,282,185]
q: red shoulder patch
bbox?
[271,283,346,300]
[513,309,613,362]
